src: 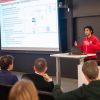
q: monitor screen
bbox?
[0,0,59,51]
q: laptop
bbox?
[68,47,83,55]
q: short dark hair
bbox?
[82,60,99,80]
[34,58,47,73]
[84,26,94,34]
[0,55,14,70]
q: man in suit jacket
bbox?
[22,58,54,92]
[0,55,18,85]
[53,60,100,100]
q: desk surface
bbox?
[50,53,96,59]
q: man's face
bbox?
[84,28,92,36]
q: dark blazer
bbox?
[0,70,18,85]
[22,73,54,92]
[53,80,100,100]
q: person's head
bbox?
[9,79,38,100]
[84,26,94,36]
[0,55,14,70]
[33,58,47,74]
[82,60,99,82]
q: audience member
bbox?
[9,79,38,100]
[22,58,54,92]
[53,60,100,100]
[0,55,18,85]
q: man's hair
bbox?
[9,79,38,100]
[0,55,14,70]
[82,60,99,80]
[84,26,94,34]
[34,58,47,73]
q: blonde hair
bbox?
[9,79,38,100]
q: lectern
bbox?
[50,53,96,86]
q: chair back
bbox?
[0,83,12,100]
[38,90,54,100]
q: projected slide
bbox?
[0,0,59,51]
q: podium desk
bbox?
[50,53,96,86]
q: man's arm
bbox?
[52,84,85,100]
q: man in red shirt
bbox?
[75,26,100,60]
